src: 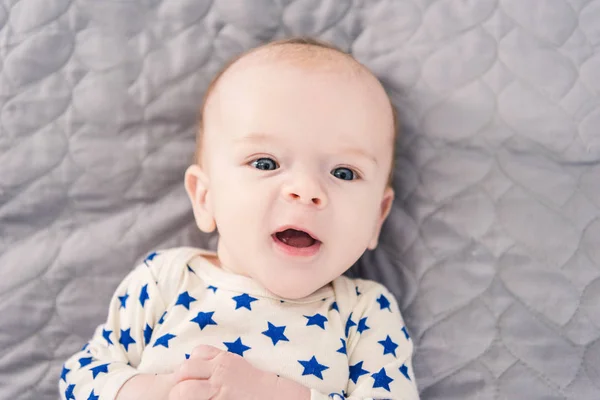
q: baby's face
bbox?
[191,58,394,299]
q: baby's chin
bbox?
[261,277,325,300]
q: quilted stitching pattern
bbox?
[0,0,599,399]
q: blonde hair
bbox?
[194,37,398,186]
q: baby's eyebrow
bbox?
[234,132,278,145]
[339,147,378,166]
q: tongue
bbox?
[277,229,316,248]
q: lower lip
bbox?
[271,235,321,258]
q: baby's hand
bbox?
[169,344,282,400]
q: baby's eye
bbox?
[251,157,279,171]
[331,167,357,181]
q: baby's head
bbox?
[185,38,397,299]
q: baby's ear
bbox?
[367,186,395,250]
[184,164,216,233]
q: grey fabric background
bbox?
[1,0,599,399]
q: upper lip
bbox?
[273,225,321,242]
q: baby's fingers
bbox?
[169,379,217,400]
[175,358,213,382]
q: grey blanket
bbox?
[1,0,599,399]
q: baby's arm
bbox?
[59,253,170,400]
[313,282,420,400]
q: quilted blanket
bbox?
[1,0,600,399]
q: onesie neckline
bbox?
[188,251,334,304]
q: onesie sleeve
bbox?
[58,251,170,400]
[311,281,419,400]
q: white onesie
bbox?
[59,247,419,400]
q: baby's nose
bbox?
[282,177,328,208]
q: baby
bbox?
[59,37,419,400]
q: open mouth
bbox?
[272,227,321,257]
[274,229,318,248]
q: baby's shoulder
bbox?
[331,275,398,313]
[138,246,209,293]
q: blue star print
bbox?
[185,353,191,359]
[402,326,410,340]
[207,285,218,293]
[176,291,197,310]
[349,361,369,384]
[65,384,75,400]
[345,313,357,337]
[191,311,217,330]
[304,313,328,329]
[139,284,149,307]
[357,317,370,334]
[87,389,99,400]
[262,322,289,346]
[224,337,251,356]
[118,292,129,309]
[143,323,153,345]
[81,343,89,351]
[376,294,391,311]
[158,311,167,324]
[371,368,393,391]
[90,363,109,379]
[60,366,69,382]
[144,252,158,265]
[232,293,258,310]
[378,335,398,357]
[329,301,339,312]
[336,338,347,355]
[102,328,113,345]
[356,286,361,296]
[187,264,195,274]
[298,356,329,380]
[79,357,93,368]
[154,333,176,348]
[399,364,411,381]
[119,328,136,351]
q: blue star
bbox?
[376,294,391,311]
[371,368,393,391]
[357,317,370,334]
[329,301,339,312]
[349,361,369,384]
[176,291,197,310]
[356,286,361,296]
[143,323,153,345]
[187,264,195,274]
[60,366,70,382]
[298,356,329,380]
[139,284,149,307]
[79,357,93,368]
[224,337,251,357]
[153,333,176,348]
[185,353,191,359]
[81,343,89,351]
[90,363,109,379]
[345,313,357,337]
[262,322,289,346]
[399,364,411,381]
[402,326,410,340]
[65,384,75,400]
[118,292,129,309]
[207,285,218,293]
[102,328,113,346]
[144,251,158,264]
[87,389,99,400]
[336,338,347,355]
[232,293,258,310]
[304,313,328,329]
[119,328,136,352]
[378,335,398,357]
[158,311,167,324]
[191,311,218,330]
